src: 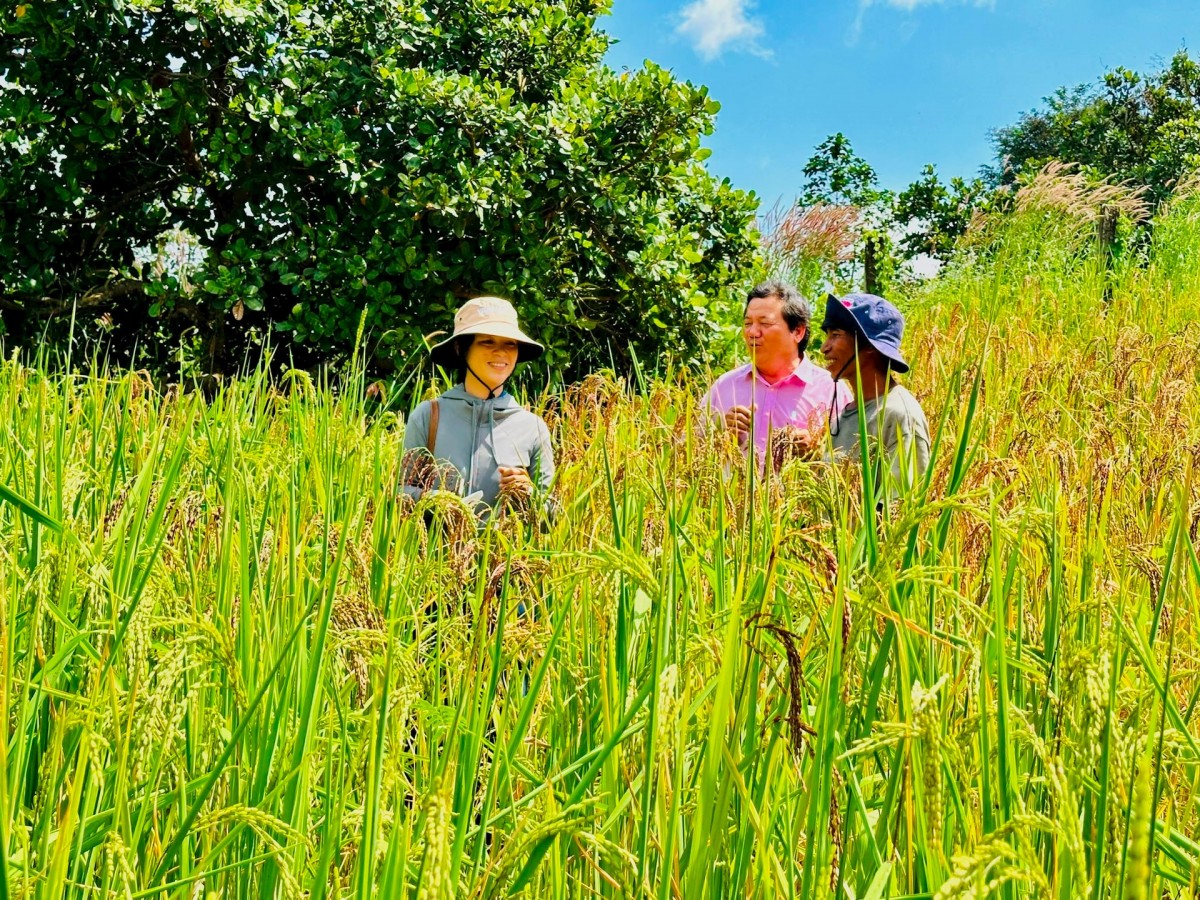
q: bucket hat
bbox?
[429,296,544,370]
[821,293,909,374]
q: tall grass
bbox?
[2,177,1200,898]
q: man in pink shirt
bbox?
[702,281,845,459]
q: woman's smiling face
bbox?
[465,334,519,391]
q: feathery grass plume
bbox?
[957,161,1149,308]
[760,201,860,291]
[1015,160,1150,223]
[1149,169,1200,297]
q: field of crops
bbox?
[2,176,1200,898]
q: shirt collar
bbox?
[748,357,809,387]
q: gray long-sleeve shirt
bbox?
[829,383,930,488]
[401,385,555,514]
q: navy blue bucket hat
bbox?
[821,293,910,374]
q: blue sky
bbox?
[602,1,1200,208]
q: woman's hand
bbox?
[498,466,534,498]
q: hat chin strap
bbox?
[832,353,856,384]
[827,345,859,437]
[465,361,506,400]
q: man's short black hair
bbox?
[745,280,813,355]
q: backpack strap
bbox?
[427,398,439,455]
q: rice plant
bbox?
[1,184,1200,898]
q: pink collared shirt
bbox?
[702,357,848,456]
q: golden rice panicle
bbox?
[767,424,822,473]
[653,663,680,759]
[1123,758,1153,900]
[415,778,454,900]
[827,774,845,893]
[912,676,947,842]
[419,490,478,588]
[1062,644,1110,774]
[102,829,137,897]
[331,594,385,706]
[1103,743,1132,874]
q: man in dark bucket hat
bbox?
[820,293,930,485]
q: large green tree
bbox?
[1,0,758,376]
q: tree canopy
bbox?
[991,50,1200,206]
[851,51,1200,271]
[0,0,759,377]
[798,132,889,210]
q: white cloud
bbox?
[875,0,994,9]
[851,0,994,43]
[676,0,770,61]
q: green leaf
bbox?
[0,482,62,532]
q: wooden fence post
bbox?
[1098,205,1117,303]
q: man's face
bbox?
[820,327,858,379]
[743,295,804,369]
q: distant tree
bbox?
[798,133,891,210]
[893,164,994,263]
[0,0,759,377]
[795,133,894,293]
[991,50,1200,207]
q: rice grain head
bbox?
[1123,758,1153,900]
[415,778,454,900]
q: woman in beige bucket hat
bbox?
[400,297,554,517]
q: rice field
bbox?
[2,177,1200,898]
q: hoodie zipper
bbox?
[468,398,479,495]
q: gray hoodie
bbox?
[402,385,555,513]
